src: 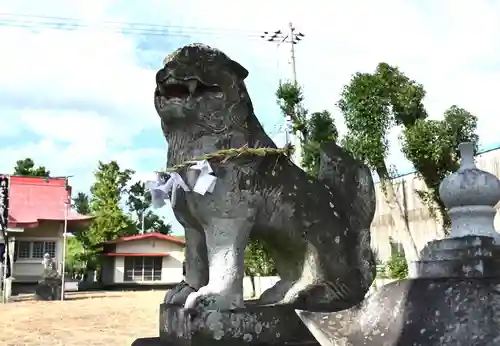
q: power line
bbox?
[260,22,304,84]
[0,12,293,148]
[0,20,262,40]
[0,13,266,40]
[0,13,265,34]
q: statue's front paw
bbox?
[164,281,196,305]
[184,285,244,310]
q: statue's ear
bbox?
[227,59,248,80]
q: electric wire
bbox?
[0,13,291,41]
[0,12,292,146]
[0,13,266,34]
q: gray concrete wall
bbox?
[371,147,500,262]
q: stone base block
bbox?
[34,278,62,301]
[417,235,500,278]
[159,302,318,346]
[131,337,164,346]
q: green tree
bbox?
[337,63,427,262]
[13,158,50,177]
[65,237,85,276]
[66,192,92,275]
[386,254,408,280]
[276,81,338,176]
[72,192,91,215]
[126,181,172,235]
[401,106,478,232]
[337,62,479,263]
[76,161,134,269]
[244,238,277,297]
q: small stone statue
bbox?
[35,253,61,301]
[42,253,56,271]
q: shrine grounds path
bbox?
[0,290,165,346]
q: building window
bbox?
[124,256,162,282]
[17,241,30,259]
[16,241,57,260]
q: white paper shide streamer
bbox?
[189,160,216,195]
[146,160,217,209]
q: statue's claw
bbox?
[164,281,197,305]
[184,285,244,310]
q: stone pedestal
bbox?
[132,302,319,346]
[34,276,62,301]
[418,235,500,278]
[159,303,317,346]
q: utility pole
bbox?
[260,22,304,84]
[60,197,68,301]
[141,211,145,234]
[261,22,304,152]
[60,175,73,302]
[288,22,298,85]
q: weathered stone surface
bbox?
[297,236,500,345]
[159,303,318,346]
[130,337,164,346]
[34,277,62,300]
[154,43,376,311]
[297,277,500,346]
[418,235,500,278]
[164,280,196,306]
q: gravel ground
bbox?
[0,290,165,346]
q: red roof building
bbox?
[1,175,92,284]
[8,175,92,229]
[103,232,185,246]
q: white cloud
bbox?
[0,0,164,189]
[0,27,156,129]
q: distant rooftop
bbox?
[102,232,185,246]
[6,175,92,229]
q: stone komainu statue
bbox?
[35,253,61,301]
[155,44,376,311]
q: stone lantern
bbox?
[439,142,500,240]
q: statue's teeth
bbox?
[186,80,198,94]
[157,83,166,96]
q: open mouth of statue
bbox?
[155,77,222,108]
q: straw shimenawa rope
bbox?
[165,144,295,173]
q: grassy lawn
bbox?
[0,290,165,346]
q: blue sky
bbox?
[1,0,500,234]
